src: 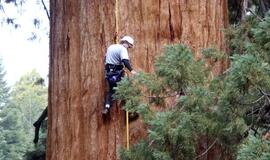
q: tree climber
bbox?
[102,36,137,115]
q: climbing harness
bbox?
[105,64,124,84]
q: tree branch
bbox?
[238,95,264,106]
[41,0,50,20]
[259,88,270,103]
[246,8,264,21]
[259,88,270,96]
[148,140,155,147]
[143,92,179,99]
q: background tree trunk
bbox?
[47,0,228,160]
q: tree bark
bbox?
[47,0,228,160]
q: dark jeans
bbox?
[104,64,123,108]
[105,80,117,108]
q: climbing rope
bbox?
[115,0,119,43]
[126,110,130,150]
[115,0,130,150]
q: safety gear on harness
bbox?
[105,64,124,84]
[106,70,123,84]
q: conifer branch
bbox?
[259,88,270,103]
[143,90,184,99]
[259,88,270,96]
[148,140,155,147]
[239,95,265,106]
[222,68,230,75]
[246,8,264,21]
[143,92,179,99]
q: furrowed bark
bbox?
[47,1,228,159]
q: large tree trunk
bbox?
[47,0,228,160]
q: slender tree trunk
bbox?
[47,0,228,160]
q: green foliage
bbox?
[0,69,47,160]
[228,54,270,92]
[9,70,47,134]
[116,14,270,159]
[119,141,155,160]
[237,135,270,160]
[148,111,198,160]
[230,14,270,154]
[225,13,270,63]
[201,46,226,61]
[0,57,10,109]
[155,45,207,90]
[0,104,30,160]
[24,133,46,160]
[116,44,222,159]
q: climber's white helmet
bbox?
[120,36,134,47]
